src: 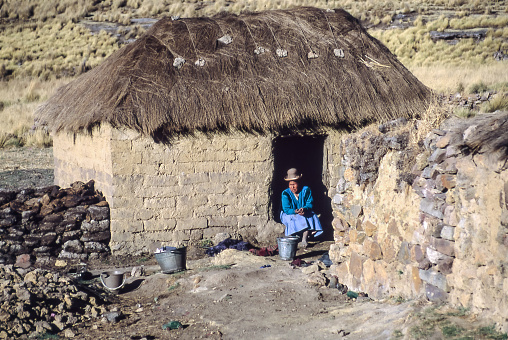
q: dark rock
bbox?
[104,311,123,323]
[21,210,36,223]
[55,222,79,234]
[378,117,408,133]
[24,234,42,248]
[40,233,57,246]
[61,195,81,208]
[42,213,64,224]
[0,190,17,205]
[40,199,64,216]
[425,283,448,302]
[62,240,83,253]
[430,236,455,257]
[63,206,86,223]
[0,215,18,227]
[84,242,109,253]
[61,230,82,243]
[81,220,110,233]
[430,29,487,42]
[80,231,110,243]
[384,135,407,150]
[428,148,447,164]
[39,221,58,232]
[437,255,454,275]
[33,246,52,254]
[10,244,30,255]
[418,258,432,270]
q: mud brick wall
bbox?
[0,181,110,265]
[327,116,508,332]
[53,124,281,255]
[53,125,114,199]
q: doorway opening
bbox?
[270,135,333,241]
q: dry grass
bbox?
[410,63,508,93]
[0,78,70,147]
[0,20,120,80]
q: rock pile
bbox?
[0,264,107,339]
[441,92,494,111]
[0,180,111,266]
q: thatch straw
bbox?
[35,7,432,138]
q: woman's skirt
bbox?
[280,211,323,237]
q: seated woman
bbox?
[280,168,323,248]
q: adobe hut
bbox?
[35,7,432,254]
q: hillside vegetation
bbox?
[0,0,507,147]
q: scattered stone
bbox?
[55,259,68,267]
[64,329,76,338]
[104,311,123,323]
[131,266,145,277]
[0,265,106,338]
[14,254,32,269]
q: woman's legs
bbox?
[301,230,309,248]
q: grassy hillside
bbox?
[0,0,507,147]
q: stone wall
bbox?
[327,114,508,331]
[0,181,110,266]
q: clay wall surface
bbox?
[53,125,114,199]
[107,128,280,254]
[327,116,508,331]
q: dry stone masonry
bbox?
[327,112,508,331]
[0,180,111,266]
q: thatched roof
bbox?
[35,7,432,137]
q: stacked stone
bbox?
[0,180,110,266]
[411,129,459,302]
[441,92,493,111]
[0,264,106,339]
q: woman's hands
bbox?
[295,208,305,216]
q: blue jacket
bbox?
[281,186,314,215]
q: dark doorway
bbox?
[270,135,334,241]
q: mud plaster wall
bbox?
[53,125,282,254]
[327,120,508,331]
[53,125,114,199]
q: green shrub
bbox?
[454,107,477,118]
[468,81,489,94]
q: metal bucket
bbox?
[100,270,126,291]
[277,236,299,261]
[154,247,187,273]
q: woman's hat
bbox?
[284,168,302,181]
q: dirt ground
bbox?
[1,147,504,339]
[77,242,422,340]
[0,147,54,190]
